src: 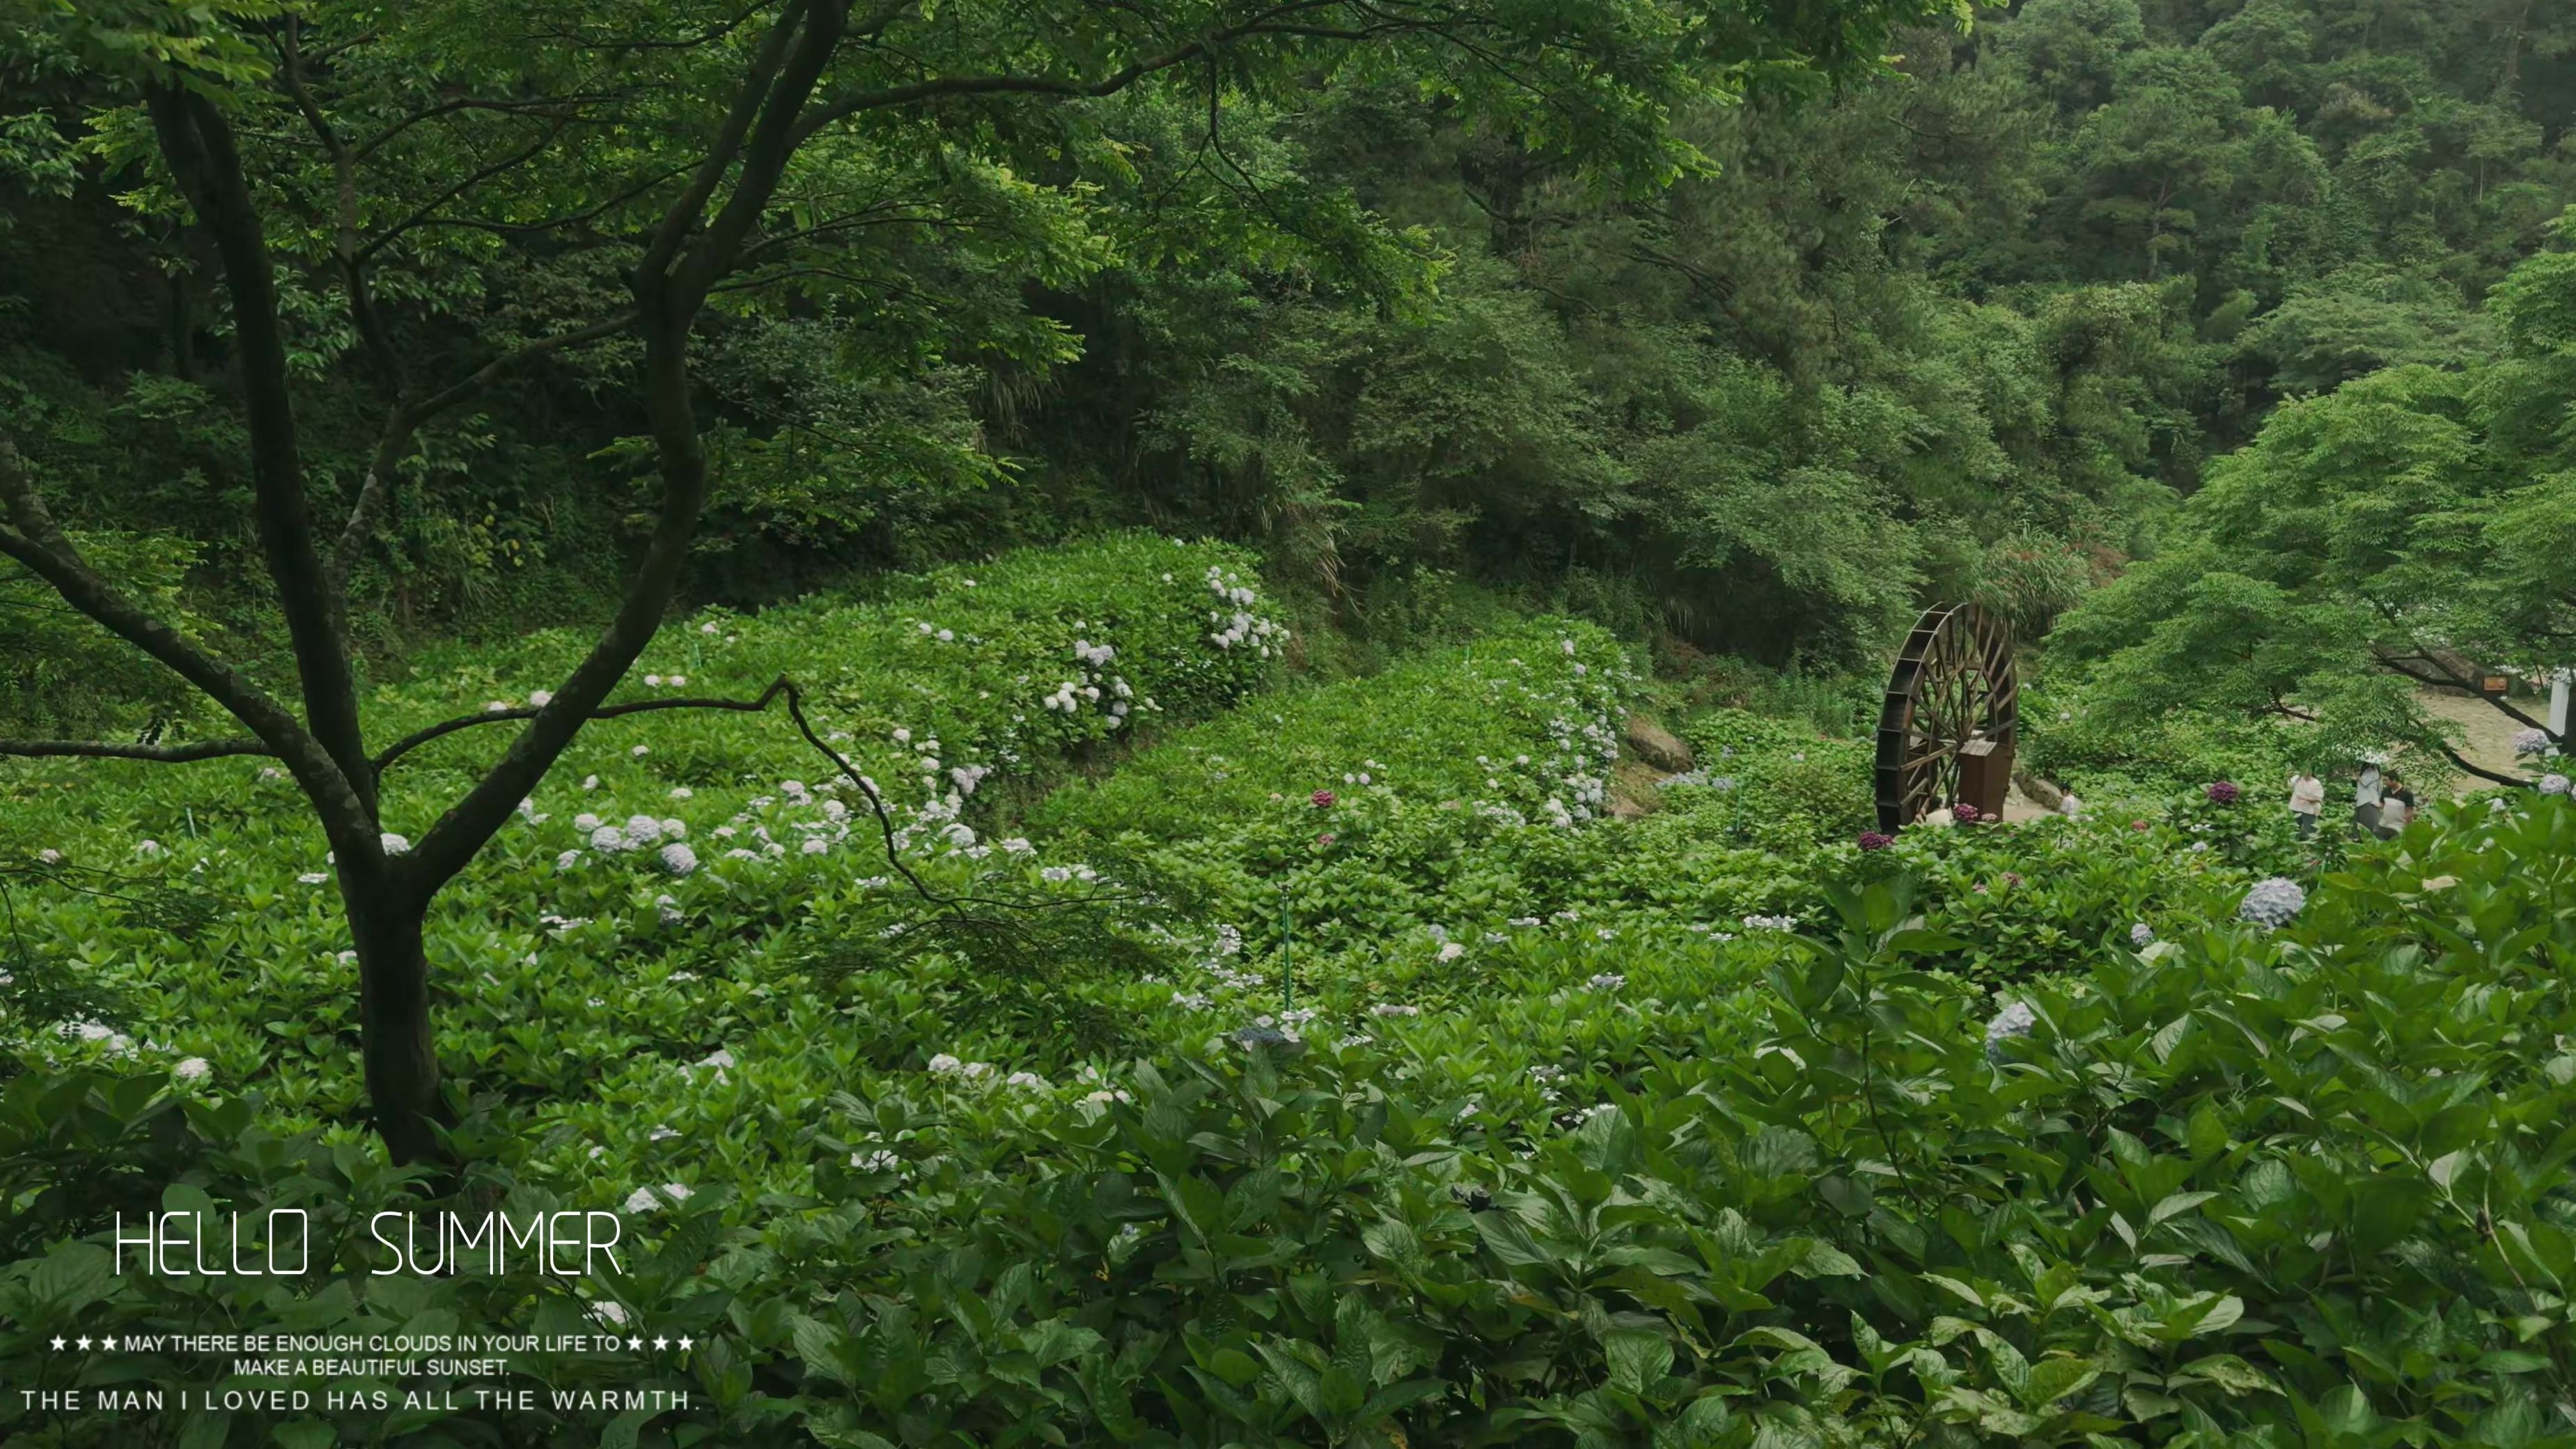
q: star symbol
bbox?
[677,1336,692,1350]
[627,1335,642,1351]
[653,1335,669,1350]
[95,1331,115,1349]
[50,1335,65,1351]
[75,1335,91,1350]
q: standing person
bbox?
[2382,777,2417,837]
[2287,768,2325,839]
[2353,762,2383,836]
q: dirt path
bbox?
[2001,786,2052,823]
[2416,686,2534,794]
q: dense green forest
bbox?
[10,0,2571,727]
[7,1,2576,1445]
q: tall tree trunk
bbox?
[345,885,447,1164]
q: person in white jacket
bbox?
[2352,764,2382,835]
[2287,770,2325,838]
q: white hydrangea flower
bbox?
[659,843,698,876]
[1437,941,1467,962]
[575,812,602,832]
[669,786,693,800]
[380,833,412,856]
[2512,727,2552,757]
[2130,922,2155,947]
[631,745,650,758]
[581,774,600,790]
[2542,774,2572,796]
[530,690,554,706]
[555,850,582,870]
[136,839,163,857]
[298,871,328,885]
[1983,1000,2037,1062]
[623,1184,690,1214]
[590,826,627,852]
[173,1056,212,1083]
[928,1053,964,1074]
[800,837,829,855]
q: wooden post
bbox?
[1958,736,2012,819]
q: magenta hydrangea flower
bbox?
[1857,831,1893,851]
[1310,789,1336,809]
[1953,802,1983,824]
[2206,780,2240,804]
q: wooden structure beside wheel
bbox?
[1874,603,2017,832]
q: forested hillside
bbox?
[9,3,2576,1446]
[8,0,2570,726]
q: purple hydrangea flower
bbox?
[2238,877,2306,928]
[1984,1001,2036,1063]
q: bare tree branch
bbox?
[145,84,378,828]
[354,116,577,265]
[407,0,854,901]
[2373,649,2555,735]
[2435,740,2533,789]
[373,677,794,776]
[0,737,276,764]
[638,0,811,286]
[790,0,1350,144]
[0,443,353,819]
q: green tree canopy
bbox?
[2050,212,2576,782]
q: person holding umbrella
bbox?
[2352,761,2383,836]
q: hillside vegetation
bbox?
[6,0,2576,1444]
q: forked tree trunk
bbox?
[343,885,448,1164]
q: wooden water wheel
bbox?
[1874,603,2017,831]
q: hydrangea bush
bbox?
[8,796,2571,1444]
